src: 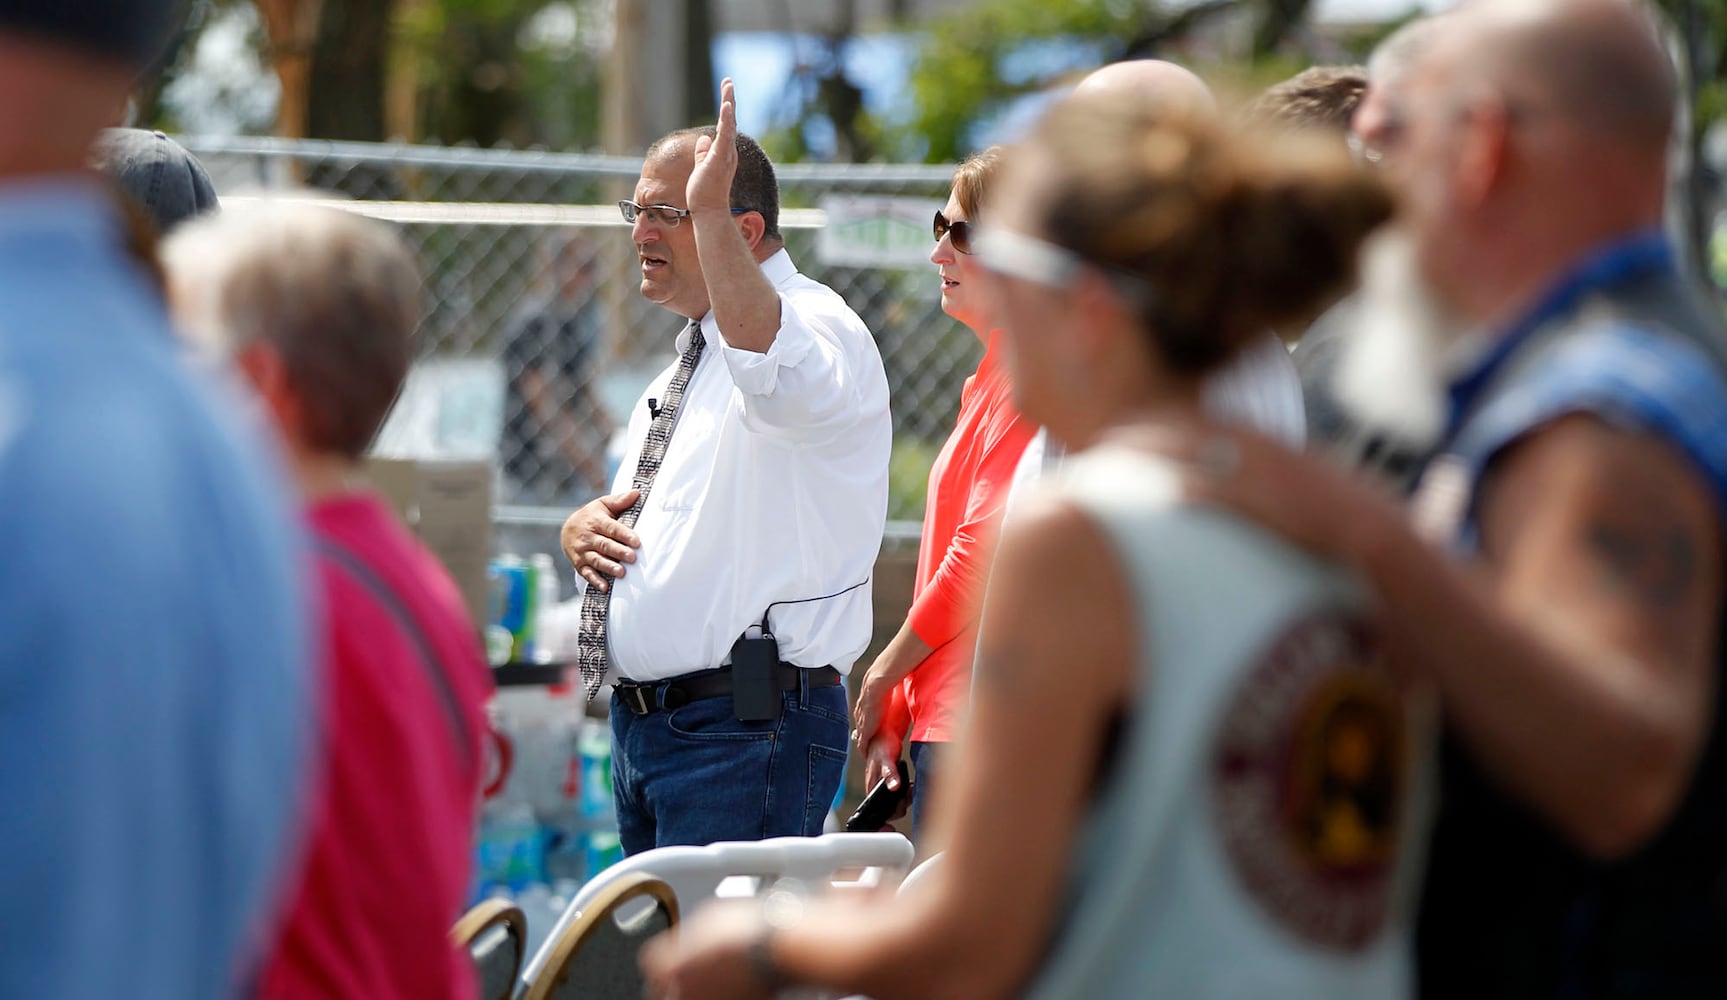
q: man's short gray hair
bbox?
[163,199,424,458]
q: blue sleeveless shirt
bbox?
[1412,233,1727,998]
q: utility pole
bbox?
[685,0,717,129]
[603,0,695,155]
[600,0,719,360]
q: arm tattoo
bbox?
[1587,515,1698,611]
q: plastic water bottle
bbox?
[530,553,560,663]
[584,831,624,880]
[575,719,622,880]
[488,555,536,662]
[473,796,545,899]
[483,625,514,667]
[576,719,614,823]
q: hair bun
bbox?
[1030,102,1393,375]
[1214,140,1395,345]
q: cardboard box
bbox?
[365,458,494,626]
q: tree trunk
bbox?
[256,0,324,140]
[306,0,393,141]
[820,0,873,160]
[302,0,398,197]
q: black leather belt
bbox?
[613,664,841,717]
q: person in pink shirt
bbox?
[851,148,1036,838]
[164,202,494,999]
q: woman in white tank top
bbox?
[644,92,1430,1000]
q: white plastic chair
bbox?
[516,833,914,998]
[896,851,944,897]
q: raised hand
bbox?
[687,77,739,216]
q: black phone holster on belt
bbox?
[730,622,781,723]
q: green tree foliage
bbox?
[761,34,894,164]
[142,0,611,149]
[894,0,1327,163]
[904,0,1165,163]
[767,0,1277,164]
[399,0,608,149]
[1657,0,1727,127]
[1651,0,1726,273]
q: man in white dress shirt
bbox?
[560,80,891,854]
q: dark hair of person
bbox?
[646,127,781,242]
[1028,99,1393,375]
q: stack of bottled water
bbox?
[484,552,568,666]
[471,686,624,957]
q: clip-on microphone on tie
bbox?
[647,398,662,419]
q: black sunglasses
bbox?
[933,210,974,255]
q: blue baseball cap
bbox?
[91,128,218,234]
[0,0,184,68]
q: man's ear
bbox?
[735,211,767,251]
[234,342,302,440]
[1454,95,1512,210]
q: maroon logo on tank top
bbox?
[1212,612,1409,952]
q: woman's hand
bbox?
[851,660,900,755]
[851,626,933,756]
[863,731,908,799]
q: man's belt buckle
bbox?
[617,682,654,716]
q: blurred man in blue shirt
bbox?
[0,3,316,996]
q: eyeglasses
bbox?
[933,210,974,255]
[619,200,751,228]
[974,226,1157,308]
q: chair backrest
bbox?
[570,833,914,915]
[452,898,528,1000]
[519,873,678,1000]
[518,834,914,995]
[896,851,944,897]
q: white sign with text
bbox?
[817,195,945,268]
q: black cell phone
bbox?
[844,760,912,833]
[731,632,782,723]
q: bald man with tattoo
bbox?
[1153,1,1727,994]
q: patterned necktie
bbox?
[577,321,706,701]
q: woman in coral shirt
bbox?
[851,147,1035,837]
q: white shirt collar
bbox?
[758,246,798,286]
[677,248,799,353]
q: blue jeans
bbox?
[910,739,945,840]
[610,671,849,856]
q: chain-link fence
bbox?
[180,137,975,529]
